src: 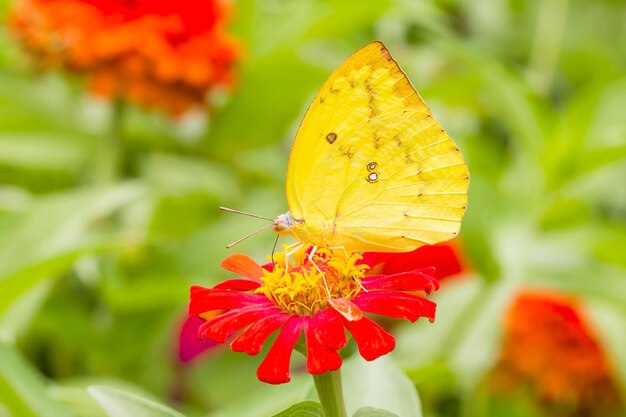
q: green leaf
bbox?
[396,279,516,387]
[0,184,145,327]
[271,401,323,417]
[50,385,108,417]
[0,280,52,341]
[87,386,186,417]
[0,343,72,417]
[206,49,327,157]
[0,133,91,172]
[341,355,422,417]
[540,198,591,230]
[353,407,400,417]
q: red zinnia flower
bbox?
[189,246,439,384]
[489,290,623,417]
[10,0,240,114]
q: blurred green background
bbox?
[1,0,625,416]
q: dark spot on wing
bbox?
[326,132,337,144]
[364,77,380,118]
[373,132,382,148]
[341,145,354,159]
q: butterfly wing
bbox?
[285,41,469,252]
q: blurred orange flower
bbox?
[10,0,240,114]
[489,291,623,417]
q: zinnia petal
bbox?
[305,319,342,374]
[178,315,218,364]
[257,317,303,384]
[220,253,263,281]
[189,286,270,315]
[231,313,290,355]
[354,291,436,323]
[308,309,346,350]
[358,252,394,268]
[199,305,279,343]
[380,243,467,280]
[344,316,395,361]
[213,279,261,291]
[328,297,363,322]
[362,268,438,293]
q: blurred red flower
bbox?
[489,291,623,417]
[10,0,240,114]
[189,246,439,384]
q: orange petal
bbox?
[199,309,223,321]
[220,253,263,281]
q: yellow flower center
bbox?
[255,245,369,316]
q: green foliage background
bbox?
[0,0,625,416]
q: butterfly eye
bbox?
[366,172,379,183]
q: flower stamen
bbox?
[256,244,369,316]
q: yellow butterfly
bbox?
[270,41,469,253]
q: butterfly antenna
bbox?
[271,234,279,267]
[220,207,274,221]
[226,223,273,249]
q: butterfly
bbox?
[251,41,469,253]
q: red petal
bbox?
[257,317,303,384]
[213,279,261,291]
[344,316,395,361]
[354,291,436,323]
[220,253,263,281]
[189,286,270,315]
[231,313,290,355]
[199,305,279,343]
[178,315,219,364]
[382,243,466,280]
[328,297,363,321]
[308,309,346,350]
[362,269,438,294]
[358,252,394,268]
[305,319,342,374]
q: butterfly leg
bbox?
[307,246,332,299]
[285,242,304,271]
[329,245,349,258]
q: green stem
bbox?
[527,0,569,93]
[313,370,348,417]
[95,99,126,183]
